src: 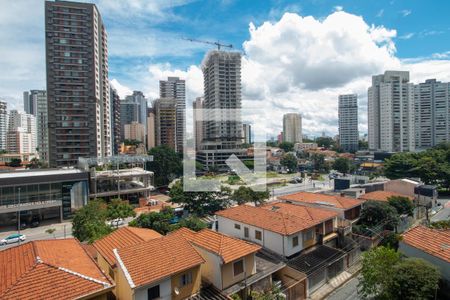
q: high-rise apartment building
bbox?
[124,122,145,143]
[242,123,252,144]
[160,77,186,153]
[120,91,146,140]
[0,101,7,150]
[45,0,111,166]
[147,108,156,150]
[6,110,36,154]
[193,97,203,151]
[153,98,177,150]
[197,51,245,171]
[34,90,49,162]
[338,94,358,152]
[110,87,121,154]
[283,113,302,144]
[368,71,414,152]
[414,79,450,149]
[23,90,45,116]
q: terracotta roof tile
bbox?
[216,203,338,235]
[171,228,261,264]
[0,239,112,300]
[115,233,204,288]
[401,226,450,263]
[279,192,363,209]
[359,191,413,202]
[93,226,161,266]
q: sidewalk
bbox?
[309,262,362,300]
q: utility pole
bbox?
[17,188,21,243]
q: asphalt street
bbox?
[326,277,361,300]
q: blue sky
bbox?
[1,0,450,137]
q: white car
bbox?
[109,218,124,227]
[1,234,26,245]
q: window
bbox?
[234,223,241,230]
[233,260,244,276]
[244,227,249,238]
[292,236,299,247]
[255,230,262,241]
[147,285,160,300]
[180,271,193,286]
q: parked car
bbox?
[1,234,26,246]
[16,222,28,230]
[30,216,40,228]
[109,218,124,227]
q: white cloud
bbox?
[399,32,415,40]
[400,9,412,17]
[334,6,343,12]
[376,9,384,18]
[110,79,133,98]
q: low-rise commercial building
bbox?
[0,169,89,227]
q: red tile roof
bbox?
[401,226,450,263]
[359,190,413,202]
[216,203,338,235]
[93,226,162,267]
[0,239,113,300]
[171,228,261,264]
[279,192,363,209]
[115,233,204,288]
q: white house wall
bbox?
[192,245,223,289]
[135,278,171,300]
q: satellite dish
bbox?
[174,287,180,295]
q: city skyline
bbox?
[1,1,450,138]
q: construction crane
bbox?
[182,38,233,51]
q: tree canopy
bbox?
[106,198,136,225]
[310,153,329,172]
[315,136,336,149]
[231,186,270,206]
[332,157,351,174]
[359,247,440,300]
[384,143,450,190]
[358,200,399,230]
[387,196,414,216]
[278,141,294,152]
[169,180,232,216]
[72,199,112,243]
[280,153,298,173]
[147,145,182,186]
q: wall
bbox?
[96,254,118,296]
[399,242,450,282]
[135,278,171,300]
[115,261,134,300]
[192,245,222,289]
[384,179,418,197]
[221,254,256,289]
[170,265,202,300]
[284,232,304,257]
[217,216,285,255]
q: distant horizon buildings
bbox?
[153,98,177,150]
[146,107,156,150]
[368,71,415,152]
[242,123,252,144]
[193,97,203,151]
[124,121,145,143]
[45,0,111,166]
[110,87,121,155]
[160,77,186,153]
[283,113,302,144]
[0,101,7,151]
[23,90,45,116]
[6,110,36,154]
[34,90,49,162]
[338,94,358,152]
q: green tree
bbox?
[386,258,440,300]
[332,157,351,174]
[177,216,207,232]
[315,137,335,149]
[8,158,22,167]
[359,200,399,230]
[129,206,175,234]
[106,198,136,226]
[266,140,278,147]
[231,186,269,206]
[123,139,141,146]
[278,141,294,152]
[358,246,401,299]
[379,232,402,251]
[430,220,450,229]
[147,145,182,186]
[169,180,232,216]
[45,228,56,239]
[280,153,298,173]
[387,196,414,216]
[358,140,368,150]
[384,152,419,179]
[311,153,327,172]
[72,199,112,243]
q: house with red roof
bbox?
[216,203,339,257]
[399,226,450,283]
[0,239,113,300]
